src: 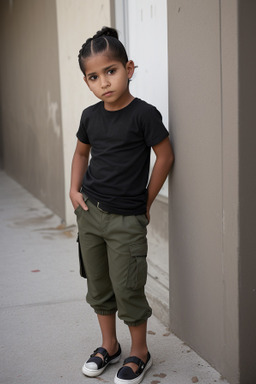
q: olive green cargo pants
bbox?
[75,196,152,326]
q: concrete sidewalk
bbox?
[0,171,229,384]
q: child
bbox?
[70,27,174,384]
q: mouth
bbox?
[102,91,113,97]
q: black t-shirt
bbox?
[76,98,169,215]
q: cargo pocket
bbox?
[126,241,148,290]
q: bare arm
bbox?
[146,137,174,221]
[69,140,91,211]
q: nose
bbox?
[100,75,110,89]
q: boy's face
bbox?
[84,52,134,111]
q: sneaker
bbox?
[82,344,121,377]
[114,352,152,384]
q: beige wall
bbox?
[238,1,256,382]
[168,1,239,383]
[146,197,170,326]
[0,0,65,218]
[56,0,113,224]
[0,0,112,222]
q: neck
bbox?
[104,91,134,111]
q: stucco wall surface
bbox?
[0,0,112,222]
[0,0,65,218]
[168,1,239,383]
[238,1,256,382]
[56,0,112,224]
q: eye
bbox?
[107,69,116,75]
[88,75,97,81]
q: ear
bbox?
[126,60,135,80]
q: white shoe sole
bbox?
[82,354,121,377]
[114,356,153,384]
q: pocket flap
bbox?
[130,241,148,257]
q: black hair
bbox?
[78,26,129,75]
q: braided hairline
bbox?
[90,37,109,56]
[78,27,128,75]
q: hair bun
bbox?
[93,26,119,40]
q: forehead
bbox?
[84,53,122,74]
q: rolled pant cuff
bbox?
[124,315,152,327]
[95,309,117,316]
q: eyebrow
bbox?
[87,64,116,77]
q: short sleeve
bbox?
[76,110,90,144]
[141,106,169,147]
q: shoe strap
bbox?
[91,347,109,363]
[123,356,145,374]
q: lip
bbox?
[102,91,114,97]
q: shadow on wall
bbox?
[0,94,3,169]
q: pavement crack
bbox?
[0,297,85,311]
